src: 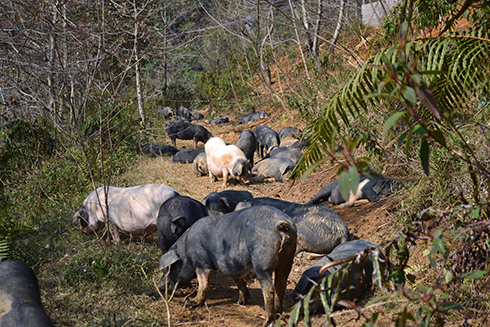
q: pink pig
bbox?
[205,137,250,187]
[73,184,179,241]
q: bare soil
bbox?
[134,115,405,327]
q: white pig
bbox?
[205,137,250,187]
[72,184,179,241]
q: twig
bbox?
[153,275,173,327]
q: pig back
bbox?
[184,206,297,278]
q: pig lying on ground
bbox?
[235,198,351,254]
[165,121,213,149]
[279,137,298,147]
[192,151,208,176]
[158,205,297,327]
[252,157,296,183]
[192,112,204,121]
[235,129,257,169]
[208,116,229,124]
[176,106,191,121]
[157,195,209,254]
[276,126,302,141]
[140,143,178,157]
[294,240,385,313]
[201,190,253,214]
[262,146,303,164]
[306,176,398,207]
[205,137,250,187]
[291,137,310,149]
[0,258,54,327]
[73,184,179,242]
[172,148,205,164]
[254,125,280,158]
[238,111,268,124]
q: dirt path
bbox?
[132,118,400,327]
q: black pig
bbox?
[158,206,297,326]
[172,148,205,164]
[276,126,302,141]
[201,190,253,214]
[192,151,208,176]
[235,197,351,254]
[306,176,398,207]
[294,240,385,313]
[208,116,229,124]
[140,143,178,157]
[252,157,296,183]
[253,125,280,158]
[176,106,191,121]
[262,146,303,164]
[0,258,54,327]
[192,112,204,121]
[238,111,268,124]
[157,195,209,254]
[165,121,212,149]
[236,129,257,168]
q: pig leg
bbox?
[234,279,250,305]
[193,138,198,150]
[109,222,121,242]
[222,169,229,188]
[209,170,217,183]
[189,268,212,307]
[257,274,275,326]
[171,137,177,148]
[273,270,290,315]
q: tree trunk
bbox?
[330,0,346,53]
[287,0,310,79]
[312,0,323,59]
[48,1,58,126]
[133,1,146,129]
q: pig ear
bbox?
[159,250,180,270]
[233,163,242,176]
[201,198,208,207]
[219,197,230,208]
[170,216,186,234]
[279,165,291,175]
[72,210,80,224]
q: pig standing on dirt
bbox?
[0,258,54,327]
[73,184,179,242]
[156,195,209,254]
[165,121,213,149]
[235,197,351,254]
[294,240,385,313]
[201,190,253,214]
[158,205,297,327]
[235,129,257,169]
[205,137,250,187]
[254,125,280,158]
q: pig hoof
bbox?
[184,301,203,308]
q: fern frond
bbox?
[0,238,8,258]
[293,31,490,179]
